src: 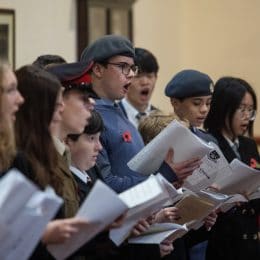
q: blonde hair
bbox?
[138,111,188,145]
[0,63,16,172]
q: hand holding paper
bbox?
[165,148,201,182]
[128,223,188,245]
[42,217,89,244]
[159,239,175,258]
[128,120,213,175]
[203,211,217,231]
[109,174,180,246]
[130,218,151,237]
[154,206,180,223]
[48,180,128,260]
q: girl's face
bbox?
[227,92,255,138]
[51,88,65,124]
[1,67,24,125]
[68,132,102,171]
[62,91,95,135]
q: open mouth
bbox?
[123,83,131,90]
[140,88,149,97]
[241,124,248,130]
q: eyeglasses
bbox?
[236,105,256,121]
[105,62,138,76]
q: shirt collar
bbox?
[121,98,152,127]
[122,98,139,117]
[122,98,152,114]
[70,165,91,184]
[53,136,66,156]
[223,134,239,148]
[53,136,71,164]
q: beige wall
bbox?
[1,0,260,135]
[133,0,260,136]
[0,0,77,67]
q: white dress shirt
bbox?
[70,165,92,184]
[223,135,241,159]
[121,98,152,128]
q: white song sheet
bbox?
[0,170,63,260]
[184,143,231,192]
[48,180,128,260]
[128,223,188,244]
[109,174,180,246]
[0,168,38,221]
[127,120,213,175]
[1,188,62,260]
[213,158,260,195]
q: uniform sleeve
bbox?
[157,162,178,183]
[96,147,147,193]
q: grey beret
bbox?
[165,69,214,98]
[80,34,135,62]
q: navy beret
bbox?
[80,34,135,62]
[165,69,214,98]
[47,60,93,83]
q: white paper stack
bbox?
[184,142,231,192]
[127,120,213,175]
[0,169,63,260]
[213,158,260,195]
[128,223,188,244]
[48,175,181,259]
[109,174,180,246]
[48,180,128,260]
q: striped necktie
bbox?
[136,112,147,121]
[189,126,197,134]
[231,142,241,160]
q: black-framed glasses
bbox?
[105,62,138,76]
[236,105,256,121]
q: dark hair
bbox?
[33,54,66,69]
[204,76,257,137]
[15,65,62,194]
[67,110,104,141]
[134,48,159,74]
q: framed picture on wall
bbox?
[110,8,130,38]
[77,0,135,59]
[87,5,107,44]
[0,9,15,68]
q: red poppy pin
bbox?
[122,131,132,143]
[250,158,257,168]
[250,158,260,169]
